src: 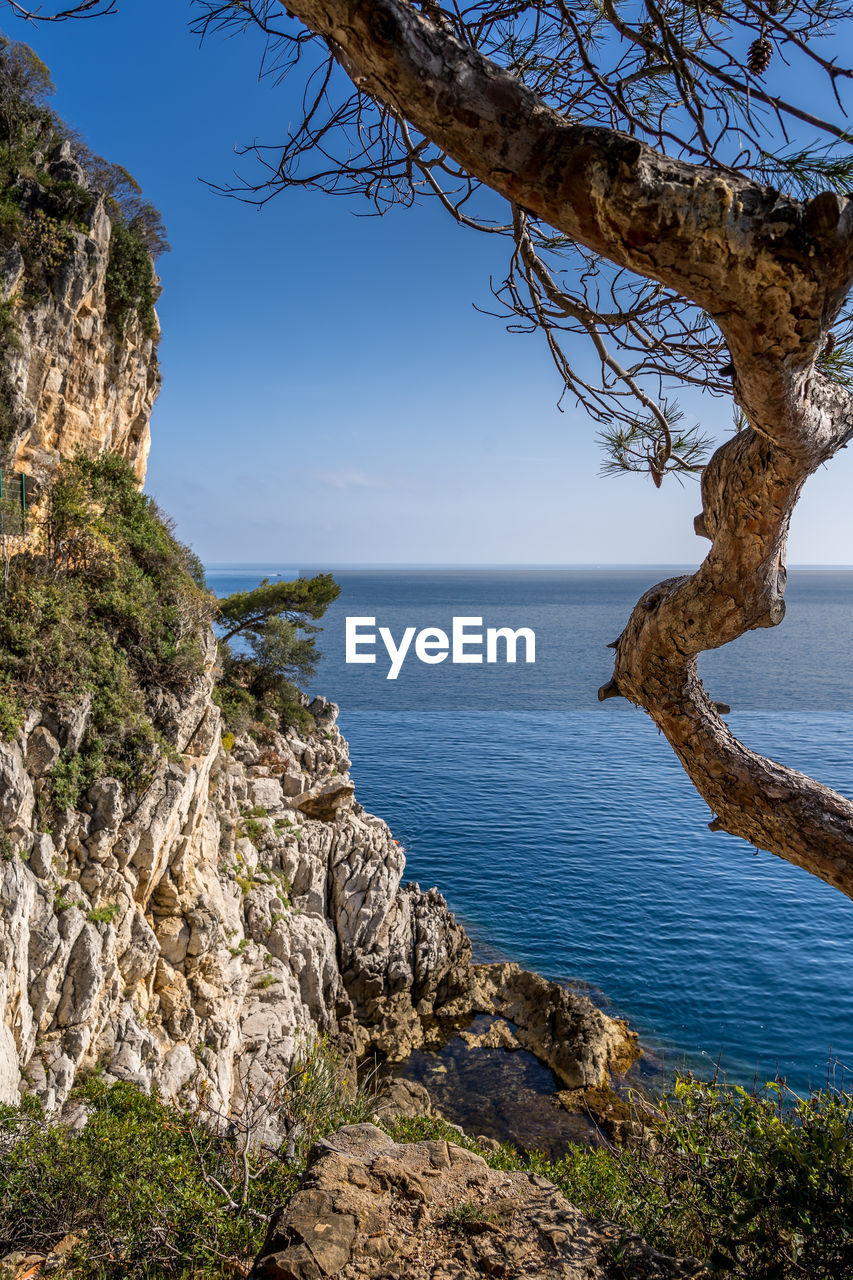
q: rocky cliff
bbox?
[0,656,636,1120]
[0,91,635,1133]
[0,140,158,484]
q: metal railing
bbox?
[0,472,31,537]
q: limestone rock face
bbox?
[0,647,636,1123]
[0,142,159,485]
[0,676,469,1118]
[250,1123,707,1280]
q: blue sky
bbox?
[7,0,853,565]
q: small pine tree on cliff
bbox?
[214,574,340,732]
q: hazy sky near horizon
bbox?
[9,0,853,565]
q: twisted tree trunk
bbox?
[281,0,853,897]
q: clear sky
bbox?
[6,0,853,565]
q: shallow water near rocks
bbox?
[394,1002,664,1158]
[401,1025,595,1156]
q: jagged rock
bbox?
[250,776,284,810]
[372,1078,433,1120]
[251,1124,708,1280]
[0,745,34,838]
[474,964,639,1090]
[233,734,261,766]
[41,696,93,755]
[88,778,124,832]
[291,777,355,820]
[28,833,56,880]
[2,169,159,483]
[459,1018,519,1052]
[281,768,304,798]
[24,726,60,778]
[48,139,87,187]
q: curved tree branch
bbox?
[606,377,853,897]
[257,0,853,900]
[279,0,853,370]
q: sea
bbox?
[207,567,853,1106]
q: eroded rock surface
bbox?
[0,670,636,1124]
[1,141,159,485]
[251,1123,707,1280]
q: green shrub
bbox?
[0,1039,372,1277]
[53,891,82,913]
[104,220,158,338]
[0,453,215,807]
[608,1075,853,1277]
[87,903,120,926]
[21,206,71,277]
[239,817,265,846]
[441,1201,498,1231]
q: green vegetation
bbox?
[0,452,214,808]
[0,34,167,368]
[238,816,266,846]
[87,903,120,926]
[214,573,339,735]
[104,220,158,338]
[0,1062,847,1277]
[613,1075,853,1277]
[440,1201,497,1231]
[0,1037,373,1278]
[389,1075,853,1277]
[52,892,81,913]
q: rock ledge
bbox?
[252,1123,707,1280]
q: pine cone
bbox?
[748,36,773,75]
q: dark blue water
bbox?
[207,567,853,1094]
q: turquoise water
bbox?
[208,567,853,1094]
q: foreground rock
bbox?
[251,1124,707,1280]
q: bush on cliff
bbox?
[214,573,340,734]
[0,452,215,807]
[0,35,166,342]
[0,1037,372,1278]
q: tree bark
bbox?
[279,0,853,898]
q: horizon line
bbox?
[204,561,853,571]
[202,560,850,570]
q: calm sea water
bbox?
[207,567,853,1095]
